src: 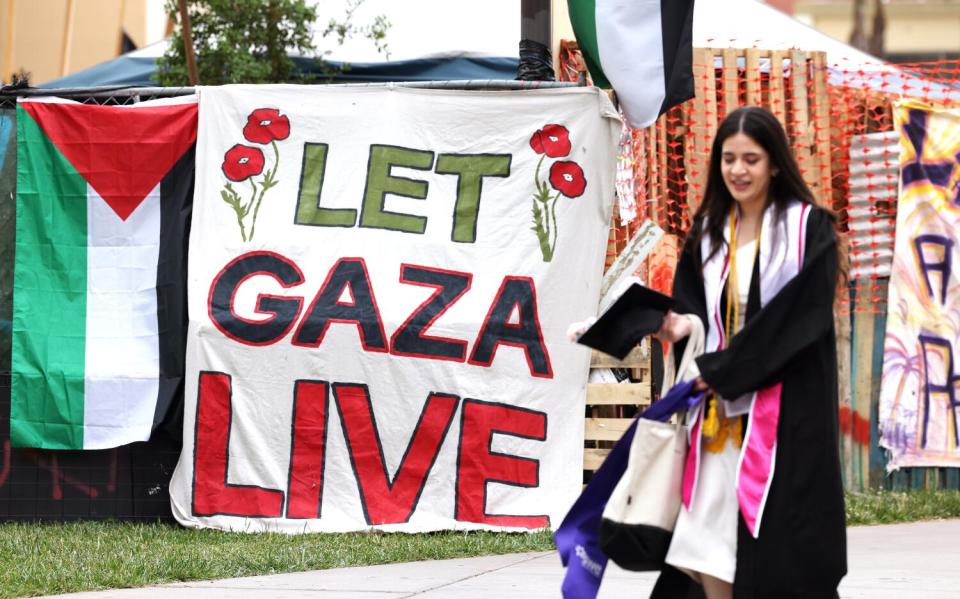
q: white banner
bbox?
[169,85,620,532]
[879,102,960,469]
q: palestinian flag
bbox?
[11,97,197,450]
[567,0,695,128]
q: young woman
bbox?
[652,106,847,599]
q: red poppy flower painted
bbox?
[529,124,571,158]
[243,108,291,144]
[222,144,265,182]
[549,161,587,198]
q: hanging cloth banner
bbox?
[11,96,197,450]
[880,101,960,469]
[169,85,621,533]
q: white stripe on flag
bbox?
[597,0,665,128]
[83,183,161,449]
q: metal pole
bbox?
[117,0,128,55]
[59,0,76,77]
[518,0,554,81]
[521,0,551,47]
[177,0,199,85]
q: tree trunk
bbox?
[849,0,868,52]
[868,0,886,59]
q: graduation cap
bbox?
[576,283,674,360]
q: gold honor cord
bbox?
[703,207,755,451]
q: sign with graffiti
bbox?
[168,86,620,532]
[880,101,960,469]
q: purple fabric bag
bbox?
[554,378,703,598]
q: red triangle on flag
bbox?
[21,101,198,221]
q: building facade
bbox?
[1,0,167,85]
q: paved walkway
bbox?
[47,520,960,598]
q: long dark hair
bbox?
[693,106,817,260]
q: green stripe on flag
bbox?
[567,0,611,88]
[11,105,88,450]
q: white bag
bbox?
[598,316,704,571]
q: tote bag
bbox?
[598,315,704,571]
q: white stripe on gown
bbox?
[664,239,756,583]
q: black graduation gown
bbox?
[651,206,847,599]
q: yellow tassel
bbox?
[701,208,757,455]
[702,396,720,439]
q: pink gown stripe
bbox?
[797,204,809,267]
[736,382,782,537]
[682,403,703,510]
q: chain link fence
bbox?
[0,88,196,521]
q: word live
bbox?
[190,372,549,529]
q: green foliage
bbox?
[322,0,389,57]
[0,523,554,598]
[845,489,960,525]
[156,0,389,86]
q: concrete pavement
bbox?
[45,520,960,598]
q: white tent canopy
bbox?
[693,0,885,68]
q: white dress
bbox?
[663,239,756,584]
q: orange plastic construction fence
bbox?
[559,40,960,315]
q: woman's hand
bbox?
[565,316,597,342]
[654,311,693,343]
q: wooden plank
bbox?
[585,417,634,442]
[851,286,876,492]
[790,50,817,193]
[583,448,610,471]
[890,469,908,491]
[590,347,648,368]
[768,50,787,129]
[744,49,763,105]
[586,383,651,406]
[846,288,860,491]
[605,220,618,269]
[702,49,719,142]
[722,47,739,117]
[868,281,889,490]
[789,50,811,139]
[835,296,854,490]
[946,468,960,490]
[649,126,660,222]
[687,48,716,211]
[656,116,670,222]
[911,468,924,489]
[811,52,833,207]
[644,128,657,221]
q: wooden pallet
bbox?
[685,48,832,213]
[582,346,653,476]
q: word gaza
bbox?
[208,251,553,377]
[191,371,549,528]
